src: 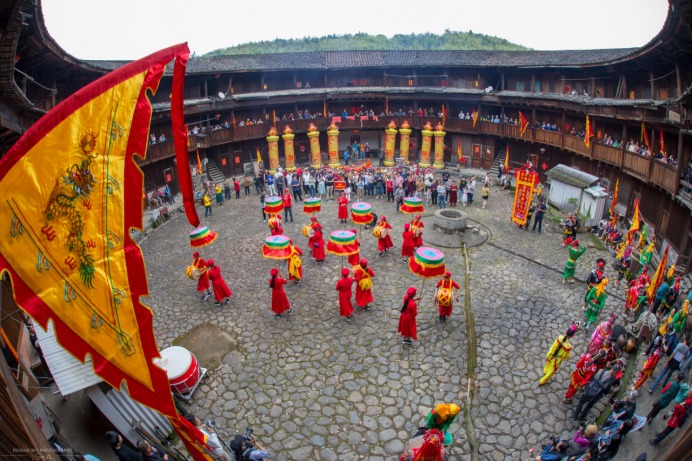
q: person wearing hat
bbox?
[585,259,606,295]
[398,287,419,345]
[425,403,461,446]
[206,259,232,306]
[562,239,586,284]
[336,268,354,321]
[410,214,424,248]
[573,363,622,421]
[375,216,393,256]
[401,223,415,260]
[614,246,633,287]
[572,423,599,449]
[269,268,292,318]
[191,251,213,301]
[353,258,375,310]
[563,353,598,404]
[287,241,303,285]
[347,229,361,267]
[337,191,349,224]
[587,313,616,356]
[539,322,578,385]
[435,271,460,322]
[309,218,326,263]
[635,341,663,390]
[584,278,609,330]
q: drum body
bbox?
[380,227,389,238]
[437,287,452,306]
[157,346,201,395]
[373,227,382,238]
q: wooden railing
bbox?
[623,151,650,180]
[479,121,502,136]
[593,143,623,167]
[650,161,679,195]
[564,135,591,159]
[503,124,520,139]
[140,141,175,166]
[534,129,562,147]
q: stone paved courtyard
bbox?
[139,170,668,461]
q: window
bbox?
[516,81,525,92]
[534,80,541,93]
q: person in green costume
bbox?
[672,300,689,334]
[425,403,461,446]
[585,278,609,329]
[562,239,586,284]
[639,241,655,273]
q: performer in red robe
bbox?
[192,251,212,301]
[564,353,598,403]
[398,287,419,345]
[337,191,349,223]
[206,259,232,306]
[376,216,394,255]
[353,258,375,309]
[401,223,415,258]
[269,268,292,317]
[336,268,354,321]
[307,216,322,253]
[634,344,662,390]
[312,226,326,263]
[411,215,424,248]
[269,214,283,235]
[435,271,460,321]
[347,229,361,266]
[287,241,303,284]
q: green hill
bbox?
[203,30,530,56]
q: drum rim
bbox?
[159,346,193,379]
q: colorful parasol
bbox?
[327,230,359,256]
[303,197,321,214]
[261,235,292,260]
[351,201,374,225]
[189,226,217,248]
[409,247,446,278]
[400,197,425,214]
[264,195,283,215]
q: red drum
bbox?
[157,346,201,395]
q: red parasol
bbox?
[351,201,374,225]
[189,226,217,248]
[303,197,321,214]
[261,235,292,260]
[326,230,359,268]
[264,195,283,215]
[408,247,446,305]
[400,197,425,214]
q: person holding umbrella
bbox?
[269,268,292,318]
[399,287,420,346]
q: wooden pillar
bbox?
[621,75,627,99]
[413,70,417,86]
[293,74,297,89]
[676,63,682,98]
[204,79,208,98]
[261,74,266,91]
[531,74,535,93]
[650,71,655,99]
[500,72,505,91]
[562,112,567,148]
[678,130,684,172]
[590,77,595,98]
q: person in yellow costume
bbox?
[539,323,578,385]
[287,240,303,285]
[425,403,461,446]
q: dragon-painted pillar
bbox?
[282,126,296,172]
[307,123,321,169]
[399,120,412,163]
[433,122,446,170]
[327,124,340,168]
[266,126,280,173]
[419,122,433,168]
[384,120,397,167]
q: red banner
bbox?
[511,168,538,226]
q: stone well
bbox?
[433,209,468,235]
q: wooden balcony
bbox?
[534,129,562,148]
[650,160,679,195]
[503,124,520,139]
[565,135,590,159]
[479,121,502,136]
[593,143,623,167]
[445,118,475,133]
[139,140,175,166]
[622,151,651,180]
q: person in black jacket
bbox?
[573,365,622,421]
[106,431,143,461]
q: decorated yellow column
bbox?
[419,121,433,168]
[399,120,411,163]
[327,124,341,168]
[307,123,321,169]
[433,122,446,170]
[384,120,397,167]
[266,126,280,173]
[282,125,296,172]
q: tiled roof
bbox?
[546,164,600,189]
[86,49,639,74]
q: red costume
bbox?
[269,215,283,235]
[308,217,322,250]
[233,179,240,193]
[411,215,424,247]
[336,268,354,319]
[206,259,232,303]
[337,193,349,221]
[401,224,415,257]
[435,273,460,318]
[376,217,394,253]
[634,346,662,389]
[312,227,326,262]
[192,252,210,292]
[398,287,419,342]
[353,259,375,308]
[564,353,598,401]
[269,268,290,316]
[347,230,361,266]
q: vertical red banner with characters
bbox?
[511,168,538,226]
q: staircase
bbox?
[206,160,225,185]
[488,148,507,179]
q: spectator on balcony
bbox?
[158,133,166,143]
[149,134,156,144]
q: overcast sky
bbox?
[42,0,669,61]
